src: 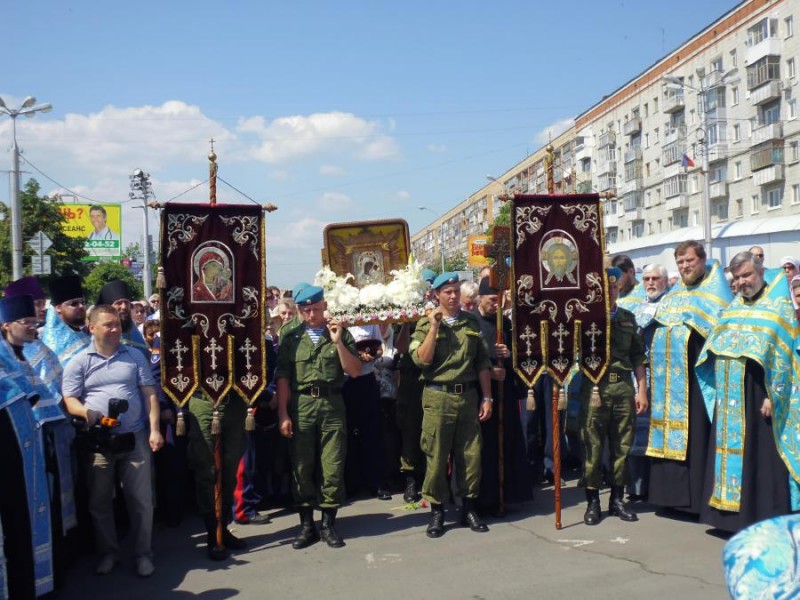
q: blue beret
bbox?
[292,282,311,299]
[294,285,324,306]
[607,267,623,284]
[0,294,35,324]
[421,269,437,284]
[432,272,460,290]
[5,276,45,301]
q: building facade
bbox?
[412,0,800,272]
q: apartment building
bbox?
[412,0,800,272]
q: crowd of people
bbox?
[1,240,798,599]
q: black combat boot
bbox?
[203,514,229,561]
[292,508,320,550]
[608,486,639,522]
[460,498,489,533]
[584,489,602,526]
[403,474,421,503]
[426,503,445,538]
[222,527,248,550]
[320,508,345,548]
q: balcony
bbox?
[709,181,728,199]
[626,208,645,221]
[623,192,644,212]
[752,164,785,185]
[746,38,782,65]
[664,126,687,146]
[751,122,784,146]
[619,177,643,196]
[604,213,619,228]
[623,117,642,136]
[597,160,617,176]
[707,144,729,162]
[663,92,685,113]
[598,131,616,148]
[705,69,729,88]
[624,148,642,163]
[666,194,691,211]
[750,142,784,171]
[750,80,782,106]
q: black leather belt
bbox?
[425,381,477,394]
[298,385,342,398]
[605,371,630,383]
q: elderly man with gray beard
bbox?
[696,251,800,533]
[624,264,669,501]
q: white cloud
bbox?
[316,192,353,213]
[395,190,411,201]
[426,143,448,153]
[535,118,575,145]
[238,111,399,163]
[319,164,345,176]
[5,101,234,178]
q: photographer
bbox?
[62,305,163,578]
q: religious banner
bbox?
[511,194,610,387]
[159,203,266,407]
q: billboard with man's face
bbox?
[60,203,123,261]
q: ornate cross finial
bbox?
[486,225,511,291]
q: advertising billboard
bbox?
[60,203,123,261]
[467,234,490,268]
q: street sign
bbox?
[27,231,53,256]
[31,255,52,275]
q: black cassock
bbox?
[474,309,533,512]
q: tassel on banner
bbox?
[526,387,536,411]
[211,410,221,436]
[557,387,567,411]
[155,266,167,290]
[175,409,186,437]
[245,407,255,432]
[590,385,602,408]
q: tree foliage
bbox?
[83,262,144,304]
[0,179,89,289]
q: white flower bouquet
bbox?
[314,257,428,325]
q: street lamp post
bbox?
[663,70,736,258]
[129,169,154,299]
[419,206,445,273]
[0,96,53,279]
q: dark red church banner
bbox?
[511,194,610,387]
[159,204,266,407]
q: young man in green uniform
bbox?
[581,267,648,525]
[409,272,494,538]
[277,285,362,549]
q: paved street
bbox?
[55,479,729,600]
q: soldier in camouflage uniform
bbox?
[409,272,494,538]
[580,267,648,526]
[277,285,362,549]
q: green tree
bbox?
[486,201,511,233]
[123,242,142,261]
[0,179,89,288]
[444,254,467,272]
[83,261,143,303]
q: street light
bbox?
[0,96,53,279]
[418,206,445,273]
[129,169,154,299]
[663,70,737,257]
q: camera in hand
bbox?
[86,397,135,454]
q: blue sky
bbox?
[2,0,738,288]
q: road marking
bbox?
[557,539,595,548]
[365,553,403,568]
[609,537,630,544]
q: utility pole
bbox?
[129,169,154,299]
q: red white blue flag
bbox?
[681,153,695,168]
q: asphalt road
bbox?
[54,482,729,600]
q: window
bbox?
[654,97,659,113]
[657,219,663,232]
[606,229,618,244]
[644,103,649,117]
[731,49,738,68]
[751,194,760,214]
[717,200,729,220]
[790,98,798,119]
[786,15,794,38]
[632,222,644,238]
[654,127,659,143]
[667,216,674,230]
[766,187,783,209]
[644,133,650,148]
[760,99,780,125]
[792,141,800,162]
[748,18,778,46]
[736,198,743,218]
[731,86,739,106]
[747,55,781,90]
[789,58,797,79]
[793,183,800,204]
[735,161,743,179]
[711,56,724,73]
[733,123,741,142]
